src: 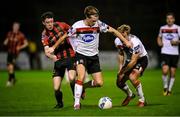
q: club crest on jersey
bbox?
[165,34,174,40]
[82,35,95,42]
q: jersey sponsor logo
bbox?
[134,45,140,51]
[165,34,174,40]
[82,34,95,42]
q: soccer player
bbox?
[41,11,76,108]
[115,24,148,107]
[157,12,180,96]
[48,6,132,110]
[3,22,28,87]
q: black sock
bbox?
[70,80,75,96]
[55,90,63,104]
[8,73,15,81]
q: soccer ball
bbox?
[98,97,112,109]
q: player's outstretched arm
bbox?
[157,36,163,47]
[48,33,68,53]
[121,53,139,74]
[108,26,132,48]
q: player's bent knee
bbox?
[116,80,125,89]
[68,74,75,81]
[94,80,103,87]
[162,66,169,75]
[68,70,76,81]
[8,64,14,72]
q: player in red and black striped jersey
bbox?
[3,22,28,87]
[41,12,76,109]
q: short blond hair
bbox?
[117,24,131,34]
[84,6,99,18]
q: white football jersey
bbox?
[158,24,180,55]
[114,34,148,58]
[68,20,109,56]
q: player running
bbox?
[47,6,132,110]
[157,12,180,96]
[115,24,148,107]
[3,22,28,87]
[41,12,76,108]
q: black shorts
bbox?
[75,52,101,74]
[7,53,17,65]
[161,54,179,68]
[53,57,75,78]
[124,56,148,76]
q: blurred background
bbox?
[0,0,179,70]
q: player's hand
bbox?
[52,55,58,62]
[170,40,179,46]
[48,47,55,53]
[16,46,21,52]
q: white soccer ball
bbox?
[98,97,112,109]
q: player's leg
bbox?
[161,54,170,95]
[66,58,76,97]
[68,69,76,96]
[116,73,135,106]
[91,72,103,87]
[162,64,169,95]
[129,56,148,107]
[6,54,16,86]
[167,55,179,95]
[74,64,86,109]
[129,69,146,107]
[167,67,176,95]
[53,76,63,108]
[74,53,87,109]
[53,61,66,109]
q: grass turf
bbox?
[0,69,180,116]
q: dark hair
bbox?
[84,6,99,18]
[166,12,175,18]
[41,11,54,21]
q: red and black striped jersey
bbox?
[41,21,75,60]
[6,31,26,55]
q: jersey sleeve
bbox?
[58,22,70,32]
[41,31,49,46]
[68,24,77,38]
[98,20,109,33]
[114,38,123,46]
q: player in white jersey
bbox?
[71,6,133,110]
[157,12,180,96]
[114,24,148,107]
[47,6,132,110]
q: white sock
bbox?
[123,84,133,97]
[162,75,168,89]
[136,83,145,102]
[168,78,175,92]
[74,83,82,106]
[91,80,94,86]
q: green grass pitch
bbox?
[0,69,180,116]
